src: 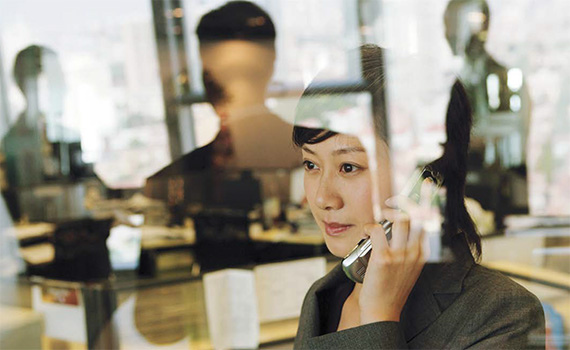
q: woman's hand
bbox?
[358,213,425,323]
[358,179,436,324]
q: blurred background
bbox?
[0,0,568,349]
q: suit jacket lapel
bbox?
[401,246,475,342]
[400,272,442,342]
[296,263,348,341]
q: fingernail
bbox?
[385,196,398,208]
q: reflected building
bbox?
[444,0,531,226]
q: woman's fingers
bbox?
[419,177,435,211]
[382,208,416,250]
[407,219,424,250]
[390,213,410,252]
[364,223,390,260]
[366,204,432,267]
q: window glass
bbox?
[182,0,362,94]
[366,0,570,216]
[0,0,170,188]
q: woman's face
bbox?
[302,134,380,258]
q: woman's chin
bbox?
[325,240,357,259]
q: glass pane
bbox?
[0,0,170,189]
[182,0,362,94]
[0,1,568,349]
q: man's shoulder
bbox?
[147,143,215,179]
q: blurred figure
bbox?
[444,0,531,227]
[144,2,301,272]
[2,45,58,221]
[145,1,300,217]
[2,45,89,222]
[196,1,300,169]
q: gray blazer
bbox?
[294,251,545,349]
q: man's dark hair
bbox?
[14,45,56,93]
[196,1,276,43]
[444,0,490,33]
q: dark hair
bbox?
[196,1,276,44]
[430,80,481,260]
[444,0,490,33]
[13,45,56,93]
[293,45,481,261]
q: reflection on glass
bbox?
[294,44,482,267]
[2,45,93,222]
[0,0,170,189]
[293,44,545,349]
[0,1,567,349]
[182,0,361,93]
[445,0,531,228]
[145,1,301,271]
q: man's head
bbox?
[196,1,276,109]
[13,45,65,114]
[444,0,490,57]
[196,1,275,45]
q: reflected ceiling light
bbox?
[509,95,521,112]
[486,74,500,110]
[507,68,523,92]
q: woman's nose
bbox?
[315,175,343,211]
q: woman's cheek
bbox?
[347,177,374,221]
[304,175,318,212]
[303,174,313,203]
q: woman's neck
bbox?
[337,282,363,331]
[350,283,362,304]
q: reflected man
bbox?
[2,45,86,222]
[444,0,531,225]
[145,1,300,224]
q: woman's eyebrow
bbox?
[332,147,366,155]
[302,146,316,155]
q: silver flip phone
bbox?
[341,166,443,283]
[342,220,392,283]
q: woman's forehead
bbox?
[330,134,363,148]
[303,134,365,153]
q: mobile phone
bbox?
[341,166,443,283]
[342,220,392,283]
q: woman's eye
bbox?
[341,163,359,173]
[303,160,318,171]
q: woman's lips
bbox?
[323,222,354,236]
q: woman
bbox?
[293,45,544,349]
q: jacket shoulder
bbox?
[454,264,545,348]
[464,264,542,303]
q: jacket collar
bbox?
[310,241,475,342]
[300,262,348,339]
